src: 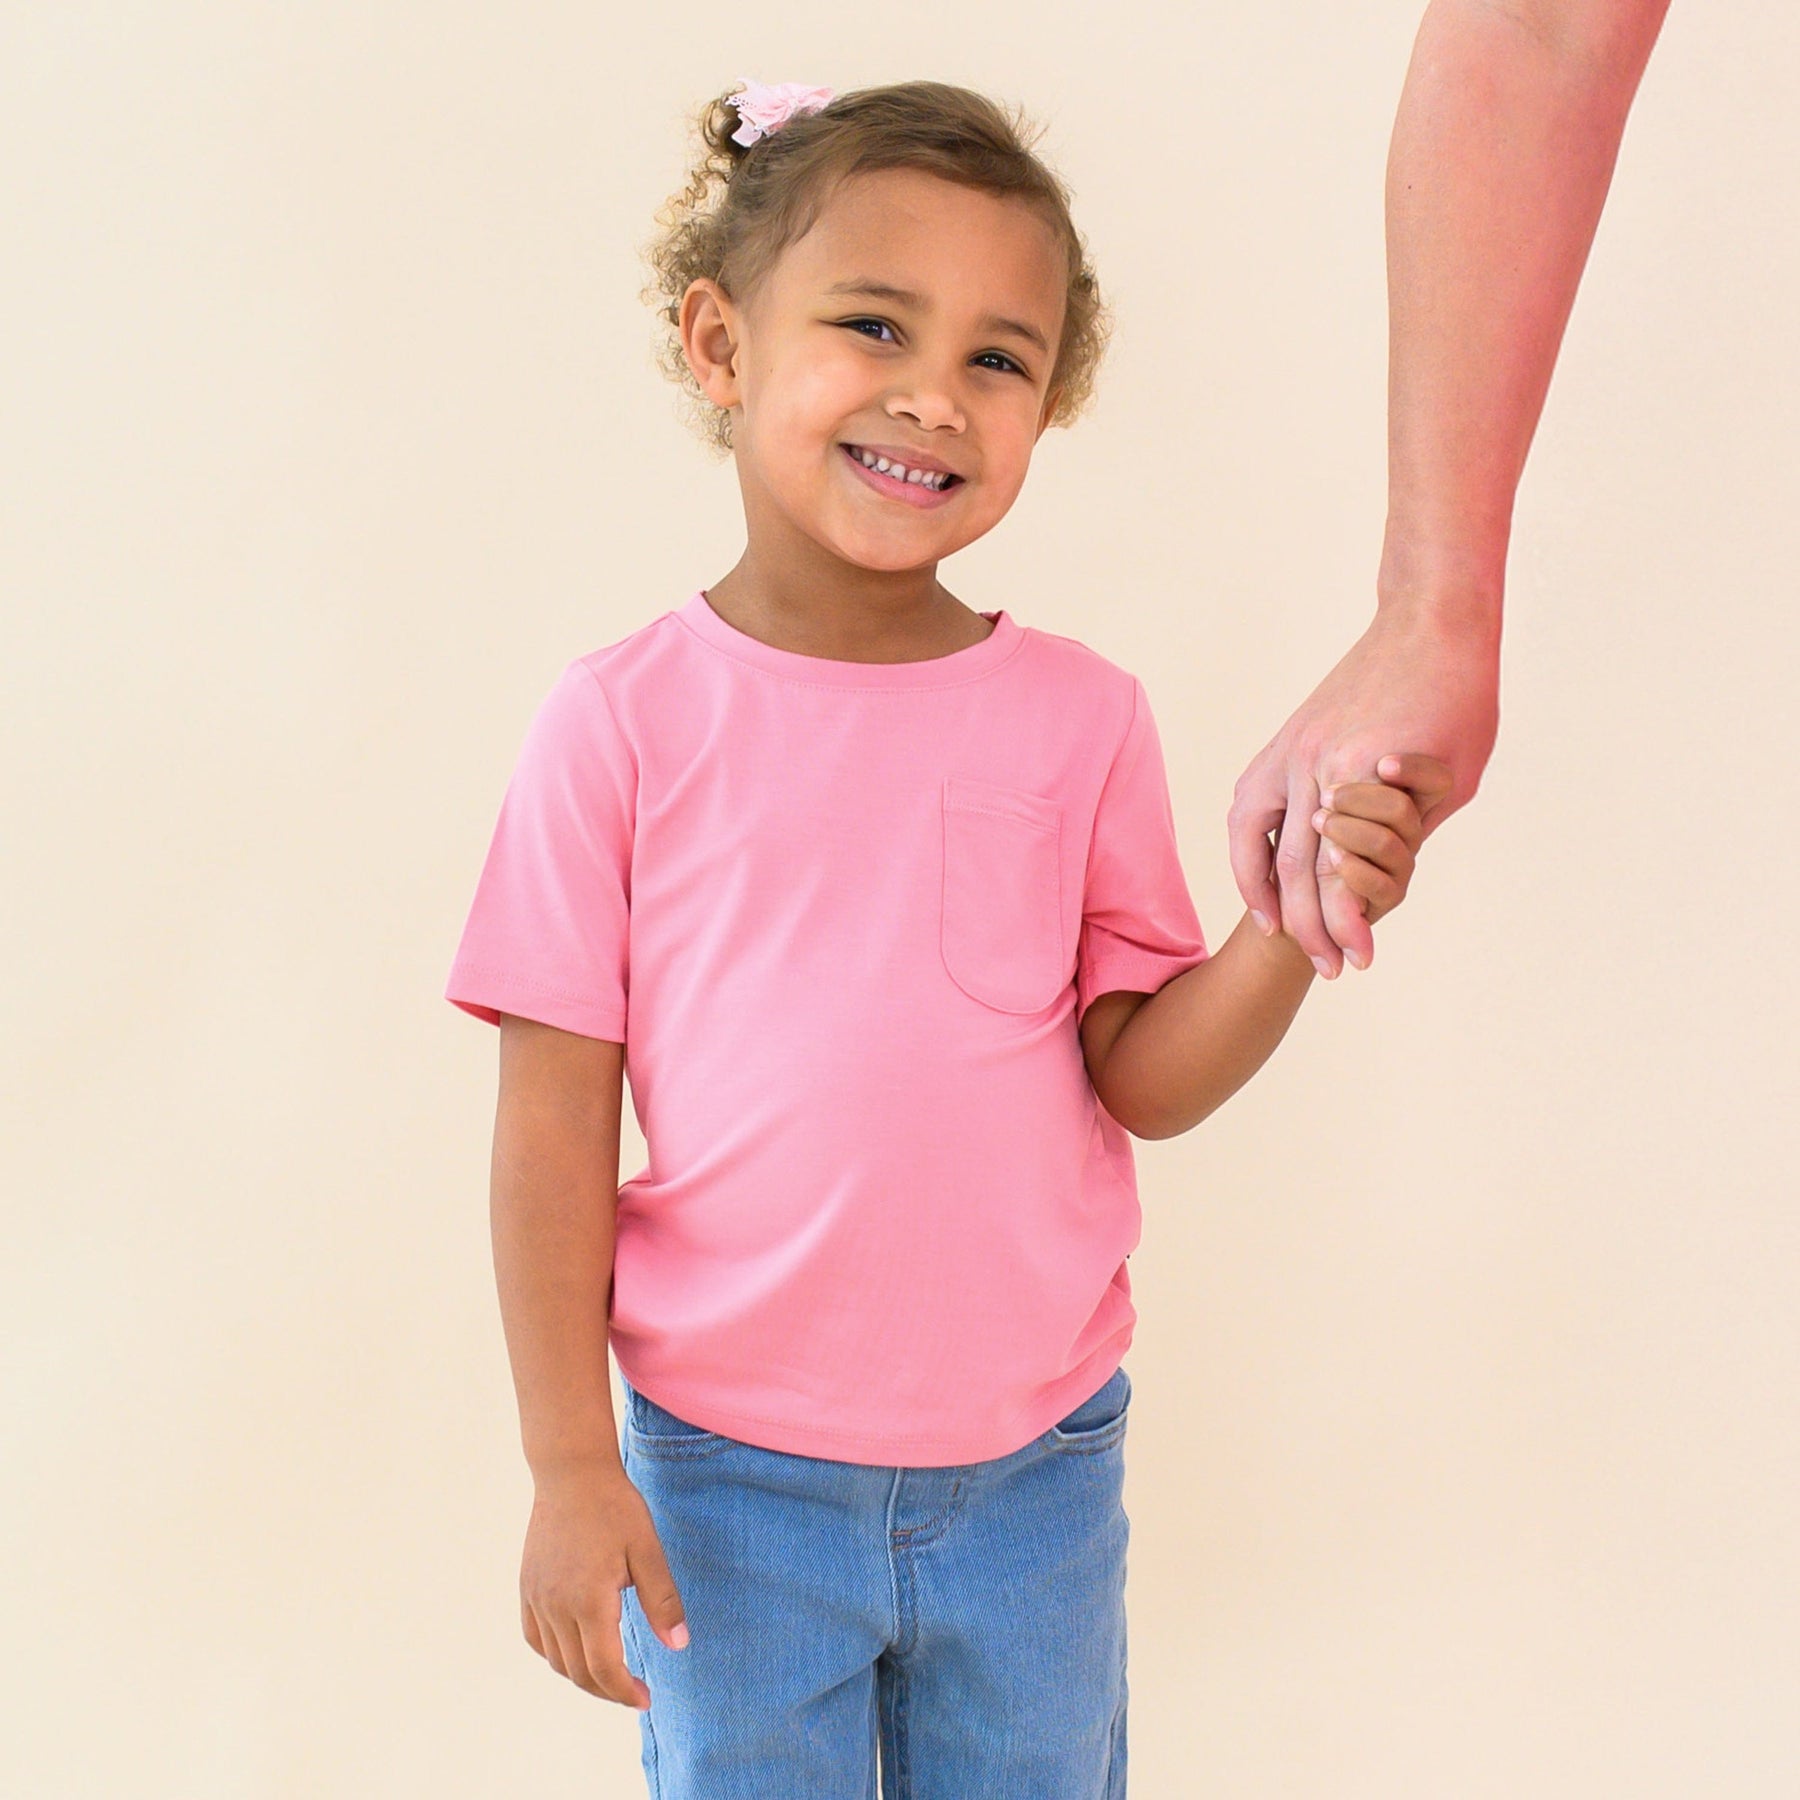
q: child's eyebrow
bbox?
[822,278,1050,357]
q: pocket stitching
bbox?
[941,778,1066,1013]
[627,1389,732,1457]
[1045,1371,1132,1453]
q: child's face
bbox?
[684,168,1068,577]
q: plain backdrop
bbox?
[5,3,1797,1795]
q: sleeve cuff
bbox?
[445,966,626,1042]
[1076,943,1210,1026]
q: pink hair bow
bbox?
[725,77,836,147]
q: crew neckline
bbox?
[675,588,1024,688]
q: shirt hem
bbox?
[614,1337,1131,1468]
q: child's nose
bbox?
[886,392,965,434]
[882,367,964,433]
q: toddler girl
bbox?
[446,76,1439,1799]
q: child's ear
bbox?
[1035,385,1065,436]
[679,278,745,410]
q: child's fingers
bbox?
[1376,752,1454,816]
[1309,806,1416,880]
[1316,781,1421,847]
[1328,848,1406,919]
[1368,748,1454,831]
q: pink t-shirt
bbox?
[445,589,1209,1466]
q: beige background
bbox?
[6,2,1797,1795]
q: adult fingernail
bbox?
[669,1623,690,1650]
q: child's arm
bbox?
[492,1016,695,1709]
[491,1017,630,1479]
[1083,755,1442,1139]
[1080,915,1315,1140]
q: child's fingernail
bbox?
[1344,948,1366,970]
[1312,957,1334,979]
[1320,788,1336,807]
[1252,910,1272,935]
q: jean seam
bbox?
[889,1649,911,1799]
[1106,1573,1129,1796]
[889,1476,966,1545]
[621,1603,663,1798]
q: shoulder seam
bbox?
[1102,668,1143,770]
[569,656,640,781]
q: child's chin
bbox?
[838,540,942,574]
[817,518,950,572]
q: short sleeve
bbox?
[444,658,634,1041]
[1076,676,1209,1026]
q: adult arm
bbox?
[1229,0,1672,978]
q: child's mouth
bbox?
[840,443,964,510]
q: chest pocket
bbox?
[941,775,1067,1013]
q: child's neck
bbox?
[702,567,993,665]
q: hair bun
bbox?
[703,93,753,163]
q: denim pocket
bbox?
[624,1380,732,1458]
[941,775,1065,1013]
[1045,1365,1132,1453]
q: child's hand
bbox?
[1309,752,1450,933]
[520,1463,690,1712]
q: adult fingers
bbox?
[1273,767,1341,976]
[1226,749,1290,935]
[1318,862,1376,972]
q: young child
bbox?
[445,77,1445,1799]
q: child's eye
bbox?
[838,319,1027,378]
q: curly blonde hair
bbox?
[640,79,1113,457]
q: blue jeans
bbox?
[617,1363,1133,1798]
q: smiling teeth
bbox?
[852,446,952,490]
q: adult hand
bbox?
[1227,603,1498,977]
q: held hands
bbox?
[1291,751,1452,943]
[1228,606,1499,975]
